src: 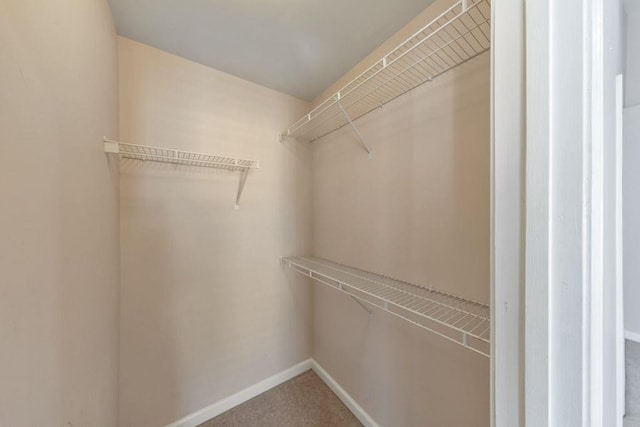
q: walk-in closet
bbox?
[2,0,632,426]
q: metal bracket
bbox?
[349,295,373,317]
[235,169,249,210]
[104,137,120,154]
[105,137,256,210]
[336,99,373,159]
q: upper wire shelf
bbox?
[104,138,259,171]
[104,137,259,209]
[280,0,491,143]
[281,255,490,357]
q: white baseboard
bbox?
[165,359,313,427]
[310,360,380,427]
[164,358,379,427]
[626,330,640,344]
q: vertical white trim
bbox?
[588,0,605,424]
[490,4,495,420]
[525,0,611,424]
[491,0,525,426]
[525,0,551,424]
[616,74,626,422]
[490,39,495,424]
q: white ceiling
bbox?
[107,0,436,101]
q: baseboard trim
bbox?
[165,359,313,427]
[626,330,640,344]
[310,360,380,427]
[164,358,379,427]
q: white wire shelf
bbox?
[104,137,259,209]
[280,0,491,144]
[104,138,259,171]
[281,256,490,357]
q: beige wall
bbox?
[310,0,491,423]
[117,37,313,427]
[0,1,489,424]
[0,1,119,426]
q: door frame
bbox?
[491,0,624,425]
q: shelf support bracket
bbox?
[349,295,373,317]
[235,169,249,210]
[336,99,373,159]
[104,137,120,154]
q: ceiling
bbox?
[107,0,436,101]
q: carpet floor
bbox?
[198,370,362,427]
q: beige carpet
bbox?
[198,370,362,427]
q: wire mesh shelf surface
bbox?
[282,256,490,357]
[104,138,259,171]
[280,0,491,143]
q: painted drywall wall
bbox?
[0,1,119,426]
[602,0,625,422]
[117,37,313,427]
[310,1,491,423]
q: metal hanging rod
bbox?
[280,0,491,145]
[281,255,490,357]
[104,137,259,209]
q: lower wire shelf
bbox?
[281,256,490,357]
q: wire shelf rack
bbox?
[104,137,259,209]
[281,256,490,357]
[280,0,491,143]
[104,138,259,171]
